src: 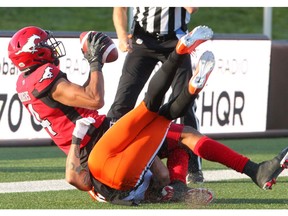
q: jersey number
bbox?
[27,104,57,136]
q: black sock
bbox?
[242,160,259,180]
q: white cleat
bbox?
[176,25,214,55]
[189,50,215,94]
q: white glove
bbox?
[72,117,96,139]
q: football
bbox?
[80,31,118,63]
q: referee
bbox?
[107,7,204,186]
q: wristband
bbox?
[72,135,82,145]
[90,61,103,72]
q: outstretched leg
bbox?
[144,26,214,113]
[180,128,288,190]
[159,50,215,120]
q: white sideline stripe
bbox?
[204,169,288,181]
[0,179,75,193]
[0,170,287,193]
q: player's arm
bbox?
[113,7,132,52]
[150,156,170,188]
[65,117,95,191]
[51,32,109,110]
[66,141,92,191]
[50,72,105,110]
[184,7,199,14]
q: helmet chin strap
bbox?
[53,58,60,66]
[22,64,39,75]
[22,58,59,75]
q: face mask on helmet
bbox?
[8,26,66,73]
[44,30,66,61]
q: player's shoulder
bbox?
[35,63,62,82]
[37,63,61,74]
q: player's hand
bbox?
[84,32,111,71]
[118,35,133,53]
[72,117,96,140]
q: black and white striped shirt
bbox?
[133,7,191,35]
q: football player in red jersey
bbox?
[9,26,288,206]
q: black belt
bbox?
[146,32,177,42]
[134,24,177,42]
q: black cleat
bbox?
[254,147,288,190]
[186,170,204,184]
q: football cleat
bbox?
[176,25,213,55]
[189,50,215,95]
[160,185,175,201]
[185,188,214,206]
[88,188,107,202]
[254,147,288,190]
[186,170,204,184]
[161,180,213,206]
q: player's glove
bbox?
[72,117,96,145]
[84,32,111,72]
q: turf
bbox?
[0,138,288,209]
[0,7,288,39]
[0,146,66,182]
[1,179,287,209]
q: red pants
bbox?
[88,101,171,190]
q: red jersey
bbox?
[16,63,106,154]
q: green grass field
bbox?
[0,7,288,39]
[0,138,287,209]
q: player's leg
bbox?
[170,52,204,184]
[160,123,213,204]
[88,108,171,190]
[181,128,288,189]
[144,26,213,113]
[158,50,215,121]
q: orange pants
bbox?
[88,101,171,191]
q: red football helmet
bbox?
[8,26,66,73]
